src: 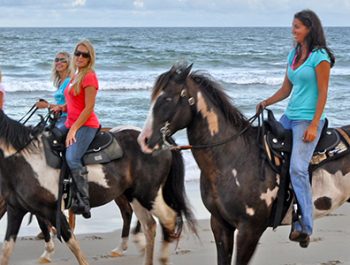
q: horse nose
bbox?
[137,133,153,154]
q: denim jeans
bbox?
[279,115,325,235]
[60,126,98,171]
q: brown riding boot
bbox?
[71,167,91,219]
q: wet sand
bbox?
[2,202,350,265]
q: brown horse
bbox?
[138,63,350,265]
[0,109,196,265]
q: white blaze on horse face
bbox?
[138,101,156,154]
[152,187,177,232]
[86,164,110,188]
[232,168,240,187]
[196,92,219,136]
[245,206,255,216]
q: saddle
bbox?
[42,129,124,169]
[42,128,123,209]
[264,109,350,171]
[261,109,350,228]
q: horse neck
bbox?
[185,85,258,171]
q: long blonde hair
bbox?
[71,39,96,95]
[51,51,72,88]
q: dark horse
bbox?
[138,64,350,265]
[0,193,143,263]
[0,109,196,265]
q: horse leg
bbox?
[36,216,55,264]
[0,197,6,220]
[133,221,146,255]
[51,212,89,265]
[210,215,235,265]
[131,200,157,265]
[158,224,171,265]
[111,195,133,257]
[0,206,25,265]
[235,222,265,265]
[68,209,76,231]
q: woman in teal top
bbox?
[36,51,72,130]
[256,9,335,248]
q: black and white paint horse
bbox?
[0,109,196,265]
[0,193,144,263]
[138,64,350,265]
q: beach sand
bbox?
[2,202,350,265]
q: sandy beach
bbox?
[2,200,350,265]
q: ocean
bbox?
[0,27,349,239]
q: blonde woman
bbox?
[0,68,5,109]
[36,51,72,129]
[57,40,100,219]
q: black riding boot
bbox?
[71,167,91,219]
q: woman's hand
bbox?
[256,100,267,114]
[51,105,61,113]
[303,124,318,142]
[66,128,77,147]
[36,100,49,109]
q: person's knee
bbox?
[290,163,308,179]
[66,153,82,170]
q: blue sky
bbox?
[0,0,349,27]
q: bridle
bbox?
[159,82,261,151]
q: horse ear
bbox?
[173,63,193,83]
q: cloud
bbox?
[72,0,86,7]
[133,0,144,8]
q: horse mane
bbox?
[0,110,34,151]
[151,69,172,101]
[153,64,250,130]
[189,71,250,129]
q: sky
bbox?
[0,0,349,27]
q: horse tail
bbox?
[162,149,198,236]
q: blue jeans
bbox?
[60,126,98,171]
[279,115,325,235]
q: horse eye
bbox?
[165,97,173,102]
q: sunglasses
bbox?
[55,57,67,63]
[74,50,90,58]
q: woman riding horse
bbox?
[0,109,197,265]
[138,62,350,265]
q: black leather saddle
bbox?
[42,129,123,169]
[264,109,345,163]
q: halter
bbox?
[159,85,261,151]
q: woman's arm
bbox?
[256,69,292,112]
[66,86,97,146]
[303,61,330,142]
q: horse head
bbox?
[138,63,195,153]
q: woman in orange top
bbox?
[58,40,100,219]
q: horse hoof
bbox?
[110,251,124,257]
[38,257,51,264]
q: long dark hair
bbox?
[294,9,335,68]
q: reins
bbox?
[165,112,261,151]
